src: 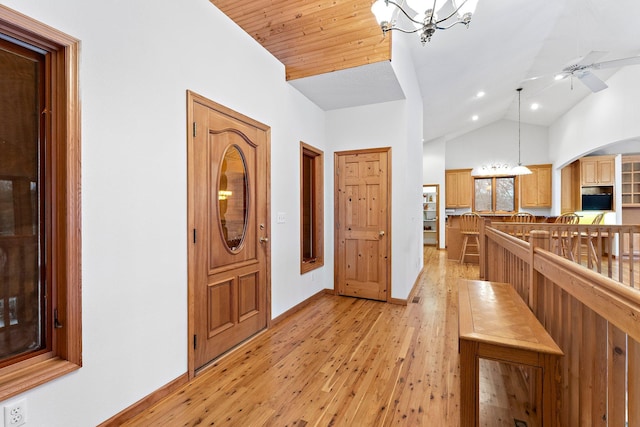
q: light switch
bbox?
[277,212,286,224]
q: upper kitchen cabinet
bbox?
[622,155,640,207]
[445,169,472,208]
[520,164,552,208]
[580,155,615,186]
[561,161,580,213]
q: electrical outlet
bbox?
[4,399,26,427]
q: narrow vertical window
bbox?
[0,39,46,363]
[0,6,81,401]
[300,142,323,273]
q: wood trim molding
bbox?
[0,4,82,401]
[389,267,425,306]
[97,373,189,427]
[271,289,327,326]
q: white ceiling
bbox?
[289,0,640,143]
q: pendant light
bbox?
[510,88,532,176]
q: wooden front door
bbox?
[188,91,270,374]
[335,148,391,301]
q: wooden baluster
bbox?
[593,316,607,427]
[529,230,548,319]
[608,324,627,426]
[629,229,635,288]
[618,228,625,283]
[479,218,489,280]
[629,338,640,426]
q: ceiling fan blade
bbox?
[576,71,608,92]
[592,56,640,70]
[575,51,608,67]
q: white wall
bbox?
[326,99,423,300]
[445,119,550,169]
[324,32,423,301]
[549,67,640,168]
[0,1,327,425]
[389,33,425,292]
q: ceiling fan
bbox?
[529,51,640,93]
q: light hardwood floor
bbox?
[121,248,530,426]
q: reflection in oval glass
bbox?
[218,144,249,251]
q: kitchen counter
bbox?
[446,214,555,262]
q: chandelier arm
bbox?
[386,0,424,25]
[386,26,422,34]
[435,0,468,24]
[435,20,468,30]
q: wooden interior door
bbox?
[335,148,391,301]
[188,91,270,374]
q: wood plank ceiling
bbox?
[209,0,392,81]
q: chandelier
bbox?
[371,0,480,45]
[471,88,532,177]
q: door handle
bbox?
[260,236,269,243]
[379,231,385,237]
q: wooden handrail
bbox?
[489,221,640,288]
[481,222,640,425]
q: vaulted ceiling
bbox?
[209,0,391,81]
[211,0,640,145]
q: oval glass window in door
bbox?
[217,144,249,252]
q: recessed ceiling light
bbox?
[554,74,564,81]
[472,115,479,121]
[476,91,485,98]
[531,103,539,111]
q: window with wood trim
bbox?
[0,6,81,401]
[473,176,518,214]
[300,142,323,274]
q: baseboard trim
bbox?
[389,267,425,306]
[271,288,330,326]
[98,372,189,426]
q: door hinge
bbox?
[193,334,197,349]
[54,308,63,329]
[193,229,197,244]
[193,122,197,137]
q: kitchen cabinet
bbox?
[561,161,580,213]
[622,155,640,207]
[445,169,472,208]
[580,155,615,186]
[520,164,552,208]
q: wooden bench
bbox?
[458,279,563,427]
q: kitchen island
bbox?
[446,214,554,263]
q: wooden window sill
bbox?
[0,357,81,401]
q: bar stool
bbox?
[459,212,481,264]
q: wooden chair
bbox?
[552,213,579,259]
[509,212,535,241]
[459,212,481,264]
[510,212,535,223]
[555,212,579,224]
[573,212,605,267]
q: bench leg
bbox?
[459,339,479,427]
